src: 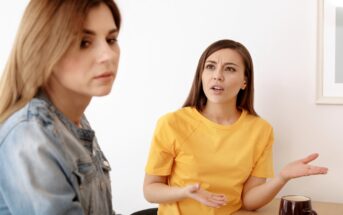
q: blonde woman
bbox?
[0,0,121,214]
[143,39,328,215]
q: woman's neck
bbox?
[201,102,241,125]
[43,87,91,127]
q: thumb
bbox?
[301,153,319,164]
[188,183,200,193]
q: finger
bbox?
[200,199,222,208]
[204,202,221,208]
[209,198,227,206]
[187,183,200,193]
[208,194,228,205]
[204,199,227,208]
[308,166,328,175]
[301,153,319,164]
[211,194,228,202]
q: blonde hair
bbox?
[0,0,121,122]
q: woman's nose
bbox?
[97,43,119,63]
[212,68,224,81]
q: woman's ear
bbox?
[241,79,247,90]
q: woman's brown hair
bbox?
[183,39,257,116]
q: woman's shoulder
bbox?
[0,98,56,144]
[243,111,273,130]
[157,107,197,124]
[0,100,72,181]
[153,107,200,142]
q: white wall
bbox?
[1,1,342,214]
[336,7,343,83]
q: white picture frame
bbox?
[317,0,343,104]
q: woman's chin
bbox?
[92,87,113,97]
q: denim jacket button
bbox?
[103,160,110,167]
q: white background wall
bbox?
[1,1,342,214]
[336,7,343,82]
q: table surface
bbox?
[233,198,343,215]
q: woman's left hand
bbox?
[279,153,328,182]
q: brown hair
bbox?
[183,39,257,116]
[0,0,121,122]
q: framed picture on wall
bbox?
[317,0,343,104]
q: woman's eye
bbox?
[80,40,91,49]
[107,37,117,45]
[205,64,215,70]
[225,67,236,72]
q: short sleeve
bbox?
[251,127,274,178]
[145,114,176,176]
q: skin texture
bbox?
[241,153,327,210]
[202,48,246,107]
[44,3,120,126]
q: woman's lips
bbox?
[94,72,114,79]
[211,85,224,91]
[210,85,224,95]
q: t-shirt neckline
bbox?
[191,107,247,130]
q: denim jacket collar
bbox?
[36,90,95,143]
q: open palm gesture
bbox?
[184,184,228,208]
[279,153,328,182]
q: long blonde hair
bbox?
[0,0,121,122]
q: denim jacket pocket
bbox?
[72,157,97,214]
[98,153,113,214]
[73,158,97,185]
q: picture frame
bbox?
[316,0,343,104]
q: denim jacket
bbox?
[0,93,114,215]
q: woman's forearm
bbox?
[242,176,287,210]
[243,153,328,211]
[144,182,186,204]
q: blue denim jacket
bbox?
[0,93,114,215]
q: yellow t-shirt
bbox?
[145,107,274,215]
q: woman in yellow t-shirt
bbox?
[143,39,328,215]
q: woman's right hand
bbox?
[183,184,228,208]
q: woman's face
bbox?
[50,3,120,98]
[201,48,246,106]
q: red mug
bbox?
[279,195,317,215]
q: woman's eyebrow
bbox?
[223,62,239,67]
[205,60,217,64]
[82,28,118,35]
[205,60,239,67]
